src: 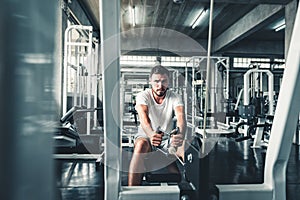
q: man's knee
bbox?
[176,144,185,161]
[134,138,151,153]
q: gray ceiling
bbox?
[80,0,293,57]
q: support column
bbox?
[0,0,57,200]
[285,0,298,58]
[100,0,121,200]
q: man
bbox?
[128,65,186,186]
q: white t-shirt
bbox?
[135,88,184,139]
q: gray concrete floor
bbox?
[55,138,300,200]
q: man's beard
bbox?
[152,88,168,97]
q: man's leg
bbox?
[166,161,180,173]
[167,143,185,174]
[128,138,151,186]
[176,143,185,162]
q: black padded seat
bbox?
[145,169,181,183]
[143,150,182,183]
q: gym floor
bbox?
[54,137,300,200]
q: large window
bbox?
[233,57,285,69]
[120,55,191,67]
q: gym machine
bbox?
[62,25,101,135]
[120,134,210,200]
[54,106,80,148]
[100,0,219,198]
[233,67,275,148]
[120,71,149,147]
[216,2,300,199]
[119,65,211,199]
[186,56,235,138]
[55,25,103,155]
[54,106,103,154]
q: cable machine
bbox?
[185,56,232,137]
[217,2,300,199]
[62,25,100,135]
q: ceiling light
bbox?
[131,6,136,27]
[273,19,285,32]
[190,8,207,29]
[173,0,184,4]
[275,23,286,32]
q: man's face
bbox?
[150,73,169,97]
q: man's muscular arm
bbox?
[171,105,186,147]
[136,104,163,146]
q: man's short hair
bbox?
[150,65,169,78]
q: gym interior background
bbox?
[0,0,299,200]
